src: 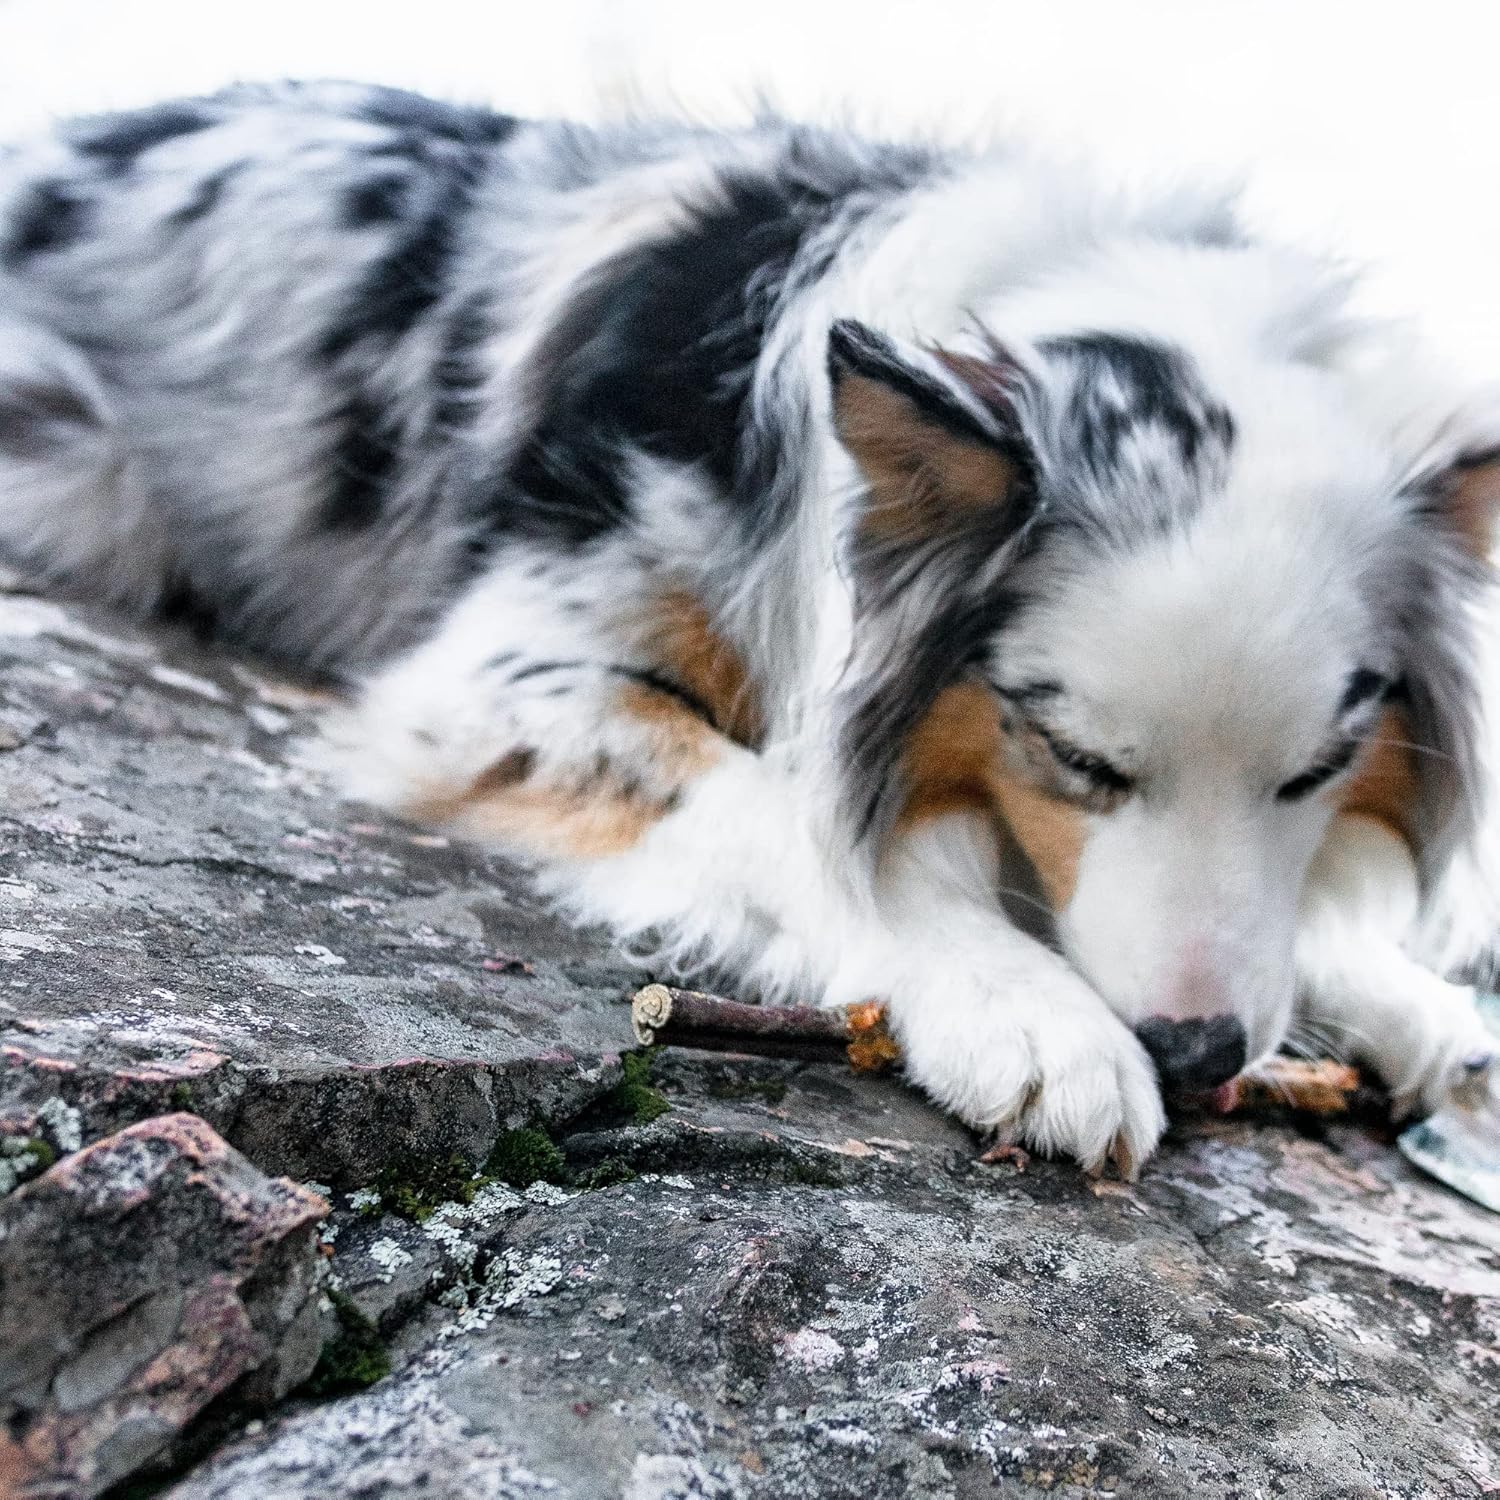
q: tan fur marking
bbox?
[834,374,1015,546]
[896,679,1005,826]
[1338,706,1420,846]
[636,590,762,745]
[615,680,724,778]
[1450,456,1500,560]
[988,762,1087,911]
[897,681,1086,909]
[466,783,667,858]
[409,742,676,861]
[404,679,732,862]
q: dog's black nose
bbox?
[1135,1015,1247,1093]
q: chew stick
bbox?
[630,984,1364,1116]
[1216,1057,1361,1116]
[630,984,900,1071]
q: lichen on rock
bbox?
[2,591,1499,1499]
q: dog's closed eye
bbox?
[995,685,1135,804]
[1275,668,1393,802]
[1274,738,1360,802]
[1038,729,1135,797]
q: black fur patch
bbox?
[1040,331,1235,489]
[3,180,90,265]
[318,146,486,362]
[355,87,519,147]
[156,570,220,641]
[313,145,490,530]
[166,163,243,227]
[1339,667,1392,716]
[432,294,492,434]
[492,431,634,545]
[341,171,411,228]
[530,173,813,494]
[322,395,401,531]
[486,149,923,550]
[71,102,218,171]
[0,378,101,457]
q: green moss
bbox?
[785,1156,843,1188]
[368,1153,490,1223]
[21,1137,55,1174]
[378,1181,435,1223]
[705,1074,788,1106]
[1,1136,55,1193]
[484,1127,569,1188]
[575,1155,638,1190]
[169,1082,194,1110]
[604,1051,670,1125]
[305,1288,390,1396]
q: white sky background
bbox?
[0,0,1497,381]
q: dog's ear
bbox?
[826,320,1043,848]
[827,318,1030,537]
[1356,368,1500,561]
[1438,445,1500,561]
[1388,402,1500,876]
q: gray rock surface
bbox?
[2,580,1499,1500]
[0,584,635,1187]
[0,1112,326,1498]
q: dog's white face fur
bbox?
[998,380,1399,1062]
[830,297,1490,1089]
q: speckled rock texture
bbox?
[2,580,1499,1500]
[0,584,635,1188]
[0,1112,326,1499]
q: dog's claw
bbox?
[1109,1133,1139,1183]
[979,1141,1030,1172]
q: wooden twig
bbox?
[1215,1057,1362,1116]
[630,984,900,1071]
[630,984,1366,1115]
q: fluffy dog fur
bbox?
[2,82,1498,1174]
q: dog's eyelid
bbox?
[993,678,1064,706]
[991,679,1134,794]
[1032,721,1134,793]
[1275,736,1360,802]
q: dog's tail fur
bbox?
[0,318,176,613]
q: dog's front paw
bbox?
[893,972,1166,1178]
[1382,984,1495,1120]
[1298,946,1496,1120]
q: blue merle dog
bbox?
[3,81,1498,1173]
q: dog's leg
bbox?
[1296,814,1495,1115]
[564,770,1165,1174]
[861,812,1166,1174]
[331,590,1165,1174]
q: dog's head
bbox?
[828,288,1500,1089]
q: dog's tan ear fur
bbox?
[832,368,1019,543]
[1447,450,1500,560]
[828,322,1028,549]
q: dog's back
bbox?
[0,83,949,675]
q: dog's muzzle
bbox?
[1134,1015,1247,1093]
